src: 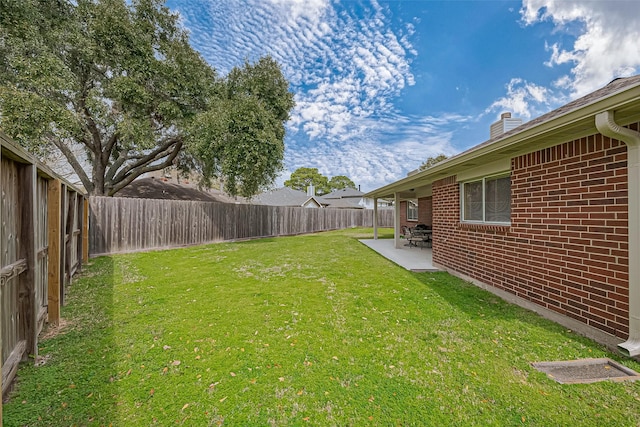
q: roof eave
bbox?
[365,82,640,200]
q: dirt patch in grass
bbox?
[40,318,72,340]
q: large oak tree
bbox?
[0,0,294,197]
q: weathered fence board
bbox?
[1,133,86,410]
[1,156,23,381]
[90,197,394,256]
[35,175,48,336]
[18,163,37,358]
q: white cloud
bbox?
[169,0,454,191]
[267,0,329,23]
[486,78,557,119]
[521,0,640,97]
[175,0,415,141]
[283,113,466,191]
[487,1,640,124]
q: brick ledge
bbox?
[458,222,510,233]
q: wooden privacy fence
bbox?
[0,133,88,412]
[90,196,394,256]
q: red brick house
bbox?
[366,75,640,357]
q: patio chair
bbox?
[402,225,422,248]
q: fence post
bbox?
[47,179,62,324]
[19,164,38,358]
[59,186,68,306]
[82,198,89,264]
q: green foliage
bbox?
[0,1,293,197]
[284,167,330,195]
[189,57,295,197]
[0,0,212,194]
[419,153,448,170]
[284,168,356,195]
[5,229,640,426]
[328,175,356,191]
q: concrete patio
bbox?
[359,238,439,272]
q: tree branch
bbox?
[108,139,183,195]
[105,150,128,183]
[69,98,100,155]
[46,134,93,192]
[110,135,182,183]
[77,96,104,156]
[104,132,118,158]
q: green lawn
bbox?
[4,228,640,426]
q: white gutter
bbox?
[595,110,640,357]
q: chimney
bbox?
[307,185,315,196]
[490,112,522,139]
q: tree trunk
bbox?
[92,156,107,196]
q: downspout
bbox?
[595,110,640,357]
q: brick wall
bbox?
[432,129,632,338]
[400,197,433,229]
[399,200,409,225]
[418,197,433,226]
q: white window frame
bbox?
[460,173,511,225]
[407,199,418,221]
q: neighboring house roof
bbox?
[319,197,364,209]
[366,74,640,199]
[251,187,324,207]
[323,188,365,199]
[115,177,245,203]
[319,188,366,209]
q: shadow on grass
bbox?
[3,256,117,427]
[410,271,609,351]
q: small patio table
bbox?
[406,228,432,248]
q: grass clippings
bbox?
[4,228,640,426]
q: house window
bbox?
[407,200,418,221]
[461,174,511,224]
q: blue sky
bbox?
[166,0,640,192]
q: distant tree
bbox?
[328,175,356,191]
[0,0,294,197]
[419,154,448,171]
[284,167,330,195]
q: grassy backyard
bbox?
[4,228,640,426]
